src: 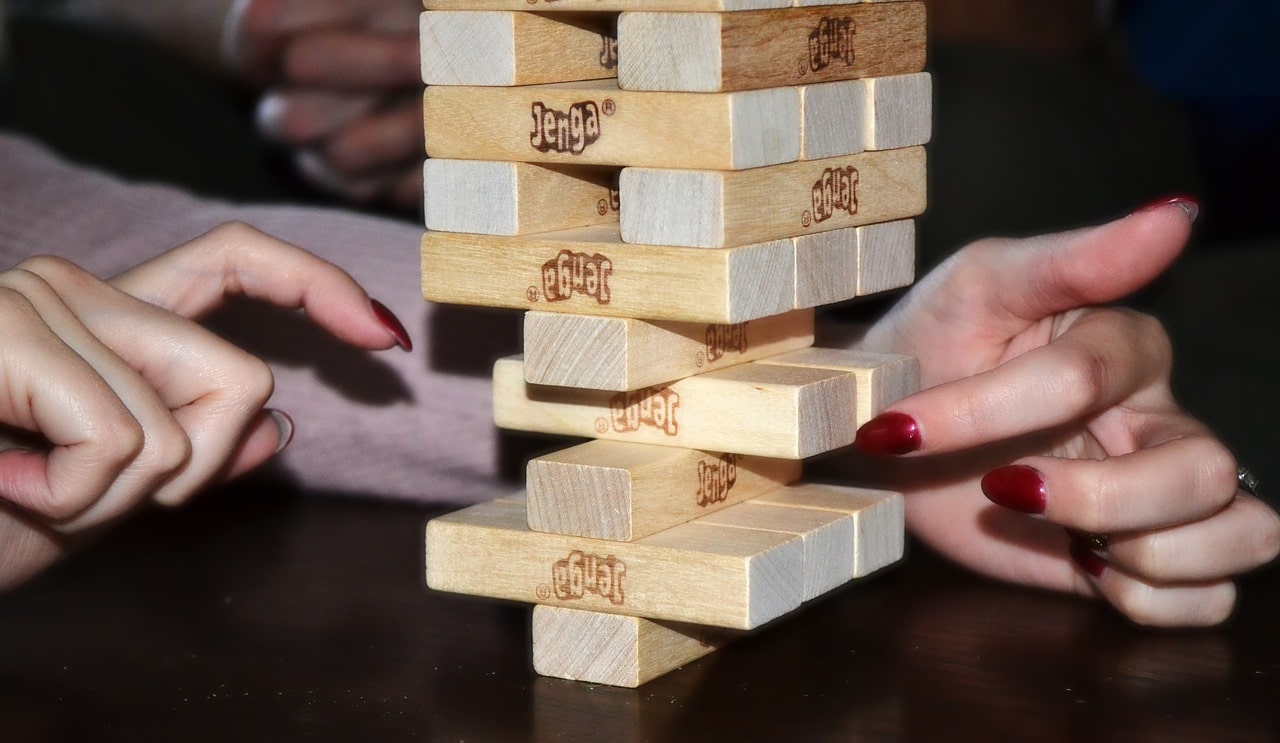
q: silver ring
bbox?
[1239,467,1261,497]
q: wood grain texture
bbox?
[532,606,738,688]
[421,225,795,324]
[425,497,804,628]
[420,11,617,86]
[616,3,926,92]
[424,160,618,235]
[864,72,933,150]
[752,483,905,578]
[425,0,789,10]
[424,81,799,170]
[526,440,802,541]
[619,146,926,248]
[800,79,866,160]
[755,346,918,425]
[493,355,858,458]
[794,219,915,307]
[522,309,815,390]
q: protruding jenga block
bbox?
[753,483,905,577]
[755,346,919,424]
[799,80,866,161]
[864,72,933,150]
[616,3,926,92]
[425,0,790,11]
[425,497,804,628]
[619,146,926,248]
[794,220,916,307]
[493,355,859,458]
[424,160,618,236]
[420,11,617,86]
[532,606,738,688]
[424,81,800,170]
[526,440,802,541]
[522,309,815,390]
[421,226,795,324]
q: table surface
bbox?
[2,481,1277,742]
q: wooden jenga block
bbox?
[424,81,799,170]
[424,160,618,236]
[794,220,915,307]
[618,146,926,248]
[799,80,866,161]
[420,11,617,86]
[616,3,926,92]
[425,497,804,629]
[864,72,933,150]
[532,606,738,688]
[753,483,905,577]
[526,440,802,541]
[756,346,919,424]
[494,355,860,458]
[425,1,790,11]
[522,308,815,390]
[421,226,795,324]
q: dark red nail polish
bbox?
[854,411,921,456]
[1133,195,1200,224]
[981,465,1047,514]
[371,299,413,352]
[1069,538,1108,578]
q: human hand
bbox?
[223,0,424,209]
[854,199,1280,626]
[0,222,412,590]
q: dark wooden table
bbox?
[2,480,1277,742]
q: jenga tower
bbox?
[419,0,929,687]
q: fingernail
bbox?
[268,409,295,454]
[1069,537,1108,578]
[371,299,413,352]
[981,464,1047,514]
[854,411,922,456]
[1133,195,1200,224]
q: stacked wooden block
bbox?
[420,0,930,687]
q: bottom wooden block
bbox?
[532,606,739,688]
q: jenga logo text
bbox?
[696,454,740,507]
[541,250,612,303]
[609,387,679,436]
[811,166,859,223]
[600,34,619,70]
[530,101,601,155]
[808,17,855,72]
[705,323,748,363]
[552,551,626,605]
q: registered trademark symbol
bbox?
[695,352,705,368]
[602,99,616,116]
[594,417,609,434]
[801,210,813,228]
[526,286,539,302]
[597,198,608,215]
[535,585,551,600]
[798,56,808,76]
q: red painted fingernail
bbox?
[371,299,413,352]
[981,464,1047,514]
[1069,538,1108,578]
[1133,195,1200,224]
[854,411,922,456]
[267,409,295,454]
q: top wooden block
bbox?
[618,2,927,92]
[421,11,617,87]
[425,1,791,11]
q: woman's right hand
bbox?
[0,222,411,590]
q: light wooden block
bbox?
[753,483,905,577]
[421,225,795,324]
[800,80,866,160]
[493,356,858,459]
[523,308,815,390]
[864,72,933,150]
[532,606,738,688]
[756,346,919,425]
[424,81,799,170]
[420,11,617,86]
[424,160,618,236]
[794,220,915,307]
[426,1,790,11]
[700,502,855,600]
[526,440,802,541]
[619,146,926,248]
[616,3,926,92]
[425,497,804,629]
